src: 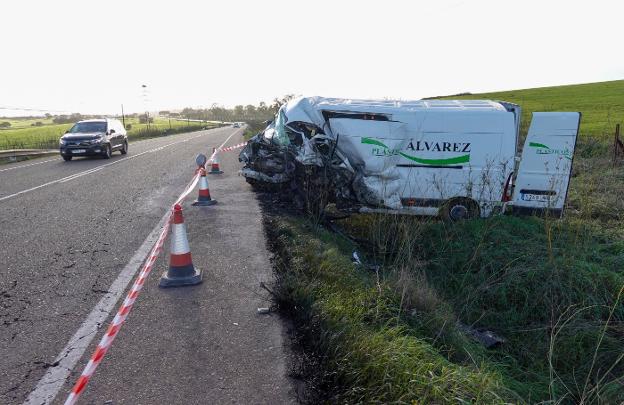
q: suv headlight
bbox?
[59,138,66,145]
[88,136,103,145]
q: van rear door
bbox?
[512,112,581,218]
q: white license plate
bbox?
[71,149,86,154]
[521,193,553,202]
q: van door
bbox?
[328,117,408,209]
[512,112,581,217]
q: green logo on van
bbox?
[529,142,572,160]
[361,137,470,166]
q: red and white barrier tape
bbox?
[203,142,246,164]
[64,172,200,405]
[175,172,201,206]
[218,142,246,153]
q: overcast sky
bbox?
[1,0,623,115]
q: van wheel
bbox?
[440,198,480,221]
[120,141,128,155]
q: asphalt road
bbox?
[0,127,294,404]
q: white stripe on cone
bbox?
[199,176,209,190]
[170,223,191,255]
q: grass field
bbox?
[0,117,215,150]
[267,80,624,403]
[0,123,73,150]
[0,117,57,129]
[435,79,624,140]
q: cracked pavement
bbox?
[0,127,294,404]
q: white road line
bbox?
[58,167,104,183]
[0,158,60,173]
[218,127,242,151]
[0,129,228,203]
[23,127,242,405]
[23,212,171,405]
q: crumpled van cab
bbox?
[59,118,128,161]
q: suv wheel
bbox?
[62,155,72,161]
[120,140,128,155]
[103,144,112,159]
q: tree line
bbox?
[169,95,296,122]
[1,95,297,130]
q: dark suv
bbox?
[59,118,128,161]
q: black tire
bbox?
[102,144,112,159]
[245,177,260,189]
[120,141,128,155]
[62,155,72,161]
[440,198,480,221]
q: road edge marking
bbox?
[23,211,171,405]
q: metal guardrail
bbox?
[0,149,58,159]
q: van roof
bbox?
[282,97,515,125]
[311,97,509,112]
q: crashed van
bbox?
[239,97,581,219]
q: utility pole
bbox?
[121,104,126,128]
[142,84,150,131]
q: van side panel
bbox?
[331,118,407,209]
[332,110,517,215]
[396,111,516,216]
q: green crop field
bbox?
[0,117,57,129]
[0,117,215,150]
[0,123,73,150]
[436,79,624,138]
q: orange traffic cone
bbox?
[159,204,202,288]
[192,168,217,206]
[209,148,224,174]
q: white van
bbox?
[240,97,581,219]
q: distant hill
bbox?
[431,80,624,138]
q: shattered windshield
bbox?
[272,108,290,146]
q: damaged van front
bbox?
[239,117,295,186]
[239,96,580,219]
[239,98,358,212]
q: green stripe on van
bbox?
[361,137,388,149]
[399,152,470,165]
[362,137,470,165]
[529,142,550,149]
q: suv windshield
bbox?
[68,122,107,133]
